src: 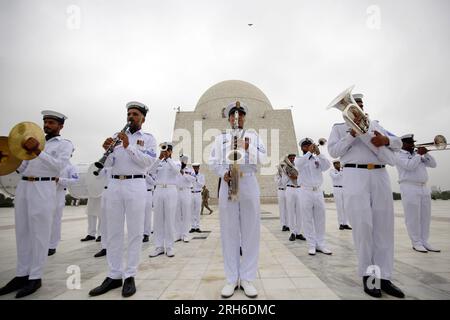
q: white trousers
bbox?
[143,190,154,236]
[175,189,192,239]
[14,180,56,279]
[333,187,348,225]
[153,186,178,249]
[219,176,260,284]
[191,192,202,229]
[343,168,394,280]
[277,189,288,227]
[300,188,327,249]
[104,179,146,279]
[100,191,108,250]
[285,187,302,234]
[87,197,101,236]
[400,183,432,247]
[49,189,66,249]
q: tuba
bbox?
[282,156,298,180]
[327,85,370,135]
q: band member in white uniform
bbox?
[94,167,111,258]
[329,160,351,230]
[0,110,72,298]
[143,172,156,243]
[190,163,205,232]
[275,159,289,232]
[395,134,439,253]
[89,101,156,298]
[328,92,405,298]
[295,138,332,256]
[174,155,196,242]
[148,142,180,258]
[48,159,79,256]
[81,197,101,242]
[283,154,306,241]
[209,101,268,298]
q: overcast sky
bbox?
[1,0,449,192]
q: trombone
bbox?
[415,135,449,152]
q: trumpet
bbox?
[415,135,449,152]
[93,122,131,176]
[311,138,327,155]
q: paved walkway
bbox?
[0,201,449,300]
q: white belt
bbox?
[241,172,255,177]
[399,181,426,187]
[156,184,177,189]
[300,185,320,192]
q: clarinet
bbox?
[93,122,131,176]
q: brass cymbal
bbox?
[0,136,22,176]
[8,122,45,160]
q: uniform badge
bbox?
[137,140,145,147]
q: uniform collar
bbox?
[46,135,61,142]
[127,128,143,135]
[400,149,414,155]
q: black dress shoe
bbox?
[122,277,136,297]
[96,236,101,242]
[189,228,195,233]
[143,235,149,243]
[94,249,107,258]
[81,235,96,242]
[344,225,352,230]
[0,276,29,295]
[289,233,296,241]
[15,279,42,298]
[296,234,306,241]
[89,277,122,296]
[282,226,289,232]
[381,279,405,298]
[362,276,382,298]
[339,225,345,230]
[195,228,202,233]
[48,248,56,256]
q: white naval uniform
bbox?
[103,129,156,279]
[328,121,401,279]
[148,158,180,250]
[144,173,156,237]
[86,197,101,237]
[191,171,205,229]
[15,136,73,280]
[285,171,302,236]
[395,150,437,248]
[99,167,111,250]
[274,166,289,228]
[295,152,331,250]
[49,163,79,250]
[208,129,268,284]
[175,167,196,239]
[329,168,348,226]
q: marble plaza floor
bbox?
[0,200,449,300]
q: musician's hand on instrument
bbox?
[117,132,129,148]
[103,138,114,150]
[223,171,231,183]
[55,177,59,183]
[159,151,166,160]
[417,146,428,155]
[349,129,357,137]
[371,131,389,147]
[22,137,40,154]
